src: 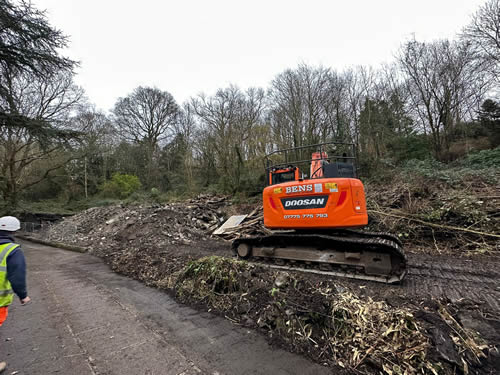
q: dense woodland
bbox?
[1,0,499,212]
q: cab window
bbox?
[271,171,295,185]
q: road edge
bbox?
[16,233,87,253]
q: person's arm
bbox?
[6,248,28,301]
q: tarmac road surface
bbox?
[0,240,331,375]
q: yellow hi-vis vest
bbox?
[0,243,19,307]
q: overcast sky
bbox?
[32,0,484,112]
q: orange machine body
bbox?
[263,177,368,229]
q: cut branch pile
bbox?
[369,209,500,239]
[167,256,495,375]
[365,178,499,254]
[367,196,499,254]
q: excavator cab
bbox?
[268,166,300,185]
[310,151,357,180]
[268,148,358,186]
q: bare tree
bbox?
[70,108,116,197]
[342,66,377,150]
[162,102,198,190]
[399,39,491,159]
[113,86,179,186]
[268,65,332,151]
[113,86,179,148]
[192,85,265,191]
[379,63,415,136]
[0,70,84,207]
[461,0,500,80]
[324,71,350,142]
[268,64,403,161]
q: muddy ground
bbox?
[29,194,500,375]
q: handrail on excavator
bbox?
[265,141,357,171]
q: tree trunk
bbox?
[84,156,88,199]
[2,181,18,211]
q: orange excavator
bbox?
[232,142,406,283]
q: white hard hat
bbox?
[0,216,21,231]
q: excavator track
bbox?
[232,231,407,284]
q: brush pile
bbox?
[365,175,500,254]
[165,256,497,375]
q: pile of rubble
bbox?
[39,195,231,252]
[38,193,273,255]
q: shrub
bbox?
[463,147,500,169]
[100,173,142,199]
[150,187,160,199]
[387,134,432,163]
[401,158,498,186]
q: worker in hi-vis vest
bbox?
[0,216,30,373]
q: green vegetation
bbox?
[168,256,247,309]
[100,173,142,199]
[400,147,500,186]
[463,147,500,168]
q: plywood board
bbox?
[213,215,247,235]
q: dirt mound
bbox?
[41,195,229,249]
[37,195,234,277]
